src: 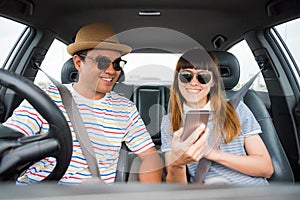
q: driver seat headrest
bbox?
[210,51,240,90]
[60,58,125,84]
[61,58,78,84]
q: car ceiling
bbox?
[0,0,300,52]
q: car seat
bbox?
[212,50,294,182]
[133,85,170,147]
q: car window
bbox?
[228,18,300,92]
[0,17,26,69]
[273,18,300,87]
[35,39,71,86]
[228,40,267,92]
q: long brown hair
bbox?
[169,48,241,143]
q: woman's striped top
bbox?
[161,101,268,185]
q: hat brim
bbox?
[67,41,132,56]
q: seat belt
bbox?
[36,64,103,182]
[194,70,261,183]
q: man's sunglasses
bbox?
[80,55,127,71]
[178,71,212,84]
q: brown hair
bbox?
[169,48,241,143]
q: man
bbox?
[3,22,162,184]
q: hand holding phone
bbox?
[180,110,210,142]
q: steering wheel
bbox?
[0,69,72,182]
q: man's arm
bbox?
[137,147,163,183]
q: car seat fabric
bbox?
[213,51,240,91]
[61,58,79,84]
[212,50,294,182]
[133,85,170,147]
[243,90,294,182]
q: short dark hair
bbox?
[73,49,91,60]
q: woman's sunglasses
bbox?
[178,71,212,84]
[80,55,127,71]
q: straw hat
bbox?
[67,22,132,56]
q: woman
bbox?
[161,48,273,185]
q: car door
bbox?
[237,17,300,181]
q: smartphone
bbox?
[180,110,210,142]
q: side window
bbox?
[0,17,26,69]
[228,40,267,92]
[273,18,300,87]
[34,39,71,86]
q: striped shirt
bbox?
[4,84,154,184]
[161,101,268,185]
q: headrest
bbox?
[211,51,240,90]
[60,58,125,84]
[61,58,78,84]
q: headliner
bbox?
[0,0,300,52]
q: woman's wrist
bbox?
[205,148,220,161]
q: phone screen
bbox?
[180,110,210,142]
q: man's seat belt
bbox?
[37,64,103,182]
[194,70,261,183]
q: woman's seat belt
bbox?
[194,70,261,183]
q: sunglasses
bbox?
[80,55,127,71]
[178,71,212,84]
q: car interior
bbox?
[59,49,295,183]
[0,0,300,199]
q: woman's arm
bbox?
[165,125,210,183]
[205,134,274,178]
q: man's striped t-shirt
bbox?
[4,84,154,184]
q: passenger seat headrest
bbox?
[60,57,125,84]
[211,51,240,90]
